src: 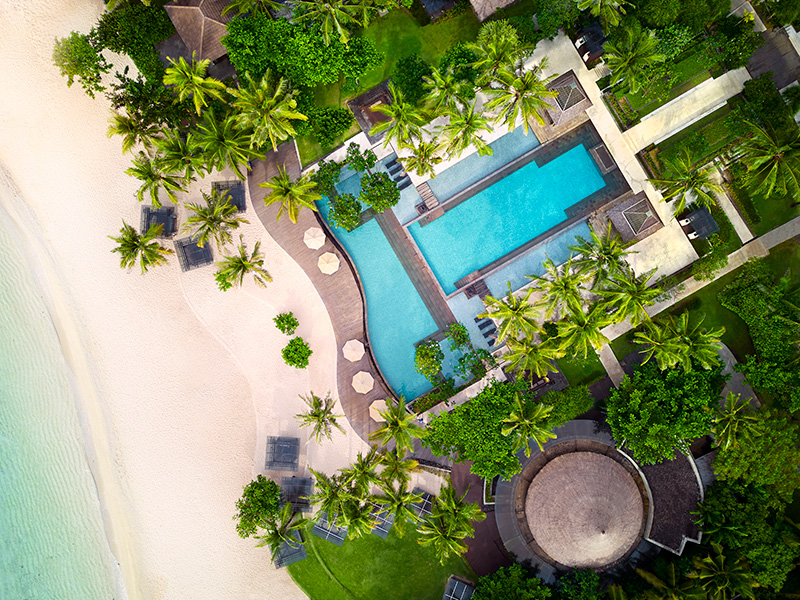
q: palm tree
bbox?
[181,188,248,249]
[372,480,422,537]
[423,67,472,113]
[478,282,539,342]
[109,221,173,274]
[195,110,261,180]
[738,121,800,200]
[468,20,530,85]
[503,337,562,381]
[253,503,308,561]
[401,139,444,179]
[125,151,186,208]
[529,257,587,318]
[340,448,382,496]
[368,396,423,457]
[711,392,761,451]
[214,236,272,290]
[636,563,704,600]
[231,71,308,152]
[378,450,418,488]
[417,485,485,564]
[440,102,494,158]
[222,0,281,18]
[577,0,633,29]
[649,148,725,215]
[107,111,160,154]
[340,501,378,539]
[557,305,612,359]
[604,27,666,93]
[633,318,687,371]
[689,543,757,600]
[292,0,360,45]
[501,394,556,456]
[569,222,631,287]
[369,83,427,149]
[485,62,557,134]
[308,469,352,523]
[634,312,724,371]
[259,165,321,223]
[296,391,345,444]
[598,269,661,327]
[156,130,206,182]
[162,54,228,116]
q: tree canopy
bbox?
[473,563,552,600]
[234,475,281,538]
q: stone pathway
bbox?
[711,170,754,243]
[598,344,625,387]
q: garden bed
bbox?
[556,353,606,386]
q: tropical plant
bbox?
[340,501,379,539]
[368,396,423,456]
[372,480,422,537]
[253,502,308,561]
[260,166,321,223]
[292,0,361,45]
[281,336,312,368]
[162,54,228,116]
[598,269,660,326]
[308,469,352,522]
[473,563,552,600]
[633,311,724,371]
[556,305,612,359]
[345,142,377,173]
[107,111,161,153]
[423,67,472,113]
[711,392,760,451]
[417,484,486,563]
[468,20,530,85]
[485,61,557,134]
[369,83,427,148]
[689,543,758,600]
[529,257,587,318]
[379,450,419,488]
[637,564,703,600]
[440,102,494,158]
[329,193,362,231]
[478,282,539,342]
[503,337,562,381]
[231,71,308,151]
[222,0,281,18]
[109,221,173,273]
[52,32,110,98]
[501,394,556,456]
[415,339,444,383]
[182,188,248,249]
[341,448,382,496]
[358,172,400,213]
[604,27,666,93]
[401,140,444,179]
[273,311,299,335]
[576,0,632,28]
[296,391,345,443]
[155,129,206,181]
[737,121,800,200]
[214,236,272,290]
[125,151,186,207]
[569,222,631,286]
[234,475,281,538]
[648,148,725,214]
[195,110,261,180]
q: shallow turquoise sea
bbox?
[0,202,119,598]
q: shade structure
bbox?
[318,252,340,275]
[352,371,374,394]
[343,339,365,362]
[369,399,387,422]
[304,226,326,250]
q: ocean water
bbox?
[0,204,119,599]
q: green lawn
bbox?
[727,179,800,238]
[287,526,474,600]
[623,50,712,116]
[556,353,607,386]
[655,104,737,171]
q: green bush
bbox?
[704,15,763,69]
[445,322,471,350]
[533,0,579,40]
[739,73,795,131]
[415,339,444,383]
[392,54,431,106]
[273,312,299,335]
[439,42,478,86]
[556,569,602,600]
[358,172,400,212]
[407,0,432,26]
[106,69,191,128]
[346,142,377,172]
[52,32,111,98]
[329,193,362,231]
[282,337,313,369]
[312,107,354,146]
[312,159,343,197]
[341,36,383,80]
[540,385,593,429]
[692,234,728,281]
[637,0,681,28]
[473,563,551,600]
[508,13,542,46]
[233,475,281,538]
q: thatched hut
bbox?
[164,0,232,63]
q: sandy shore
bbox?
[0,1,378,598]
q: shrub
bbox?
[282,337,313,368]
[233,475,281,538]
[329,193,363,231]
[341,36,383,80]
[704,15,763,69]
[446,322,471,350]
[655,24,696,60]
[415,339,444,383]
[692,233,728,281]
[534,0,579,40]
[312,107,354,146]
[312,159,342,197]
[346,142,377,173]
[540,385,593,429]
[439,42,478,86]
[358,172,400,212]
[739,73,795,130]
[106,69,191,128]
[679,0,728,32]
[273,312,299,335]
[473,563,551,600]
[556,569,602,600]
[508,13,542,46]
[52,32,110,98]
[392,54,431,106]
[407,0,432,26]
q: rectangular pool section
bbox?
[408,144,605,294]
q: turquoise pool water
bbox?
[409,145,605,294]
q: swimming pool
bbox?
[408,144,605,294]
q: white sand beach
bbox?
[0,1,378,598]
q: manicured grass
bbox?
[728,180,800,238]
[296,121,362,167]
[557,353,607,386]
[287,526,474,600]
[624,51,713,116]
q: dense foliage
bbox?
[392,54,432,106]
[737,73,796,131]
[312,107,354,146]
[473,563,552,600]
[346,142,377,173]
[273,312,299,335]
[312,159,342,197]
[234,475,281,538]
[282,336,313,368]
[358,172,400,212]
[705,15,763,69]
[52,32,110,98]
[439,42,478,87]
[106,69,191,128]
[329,193,362,231]
[555,569,602,600]
[414,340,444,383]
[540,385,593,429]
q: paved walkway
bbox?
[711,170,754,243]
[598,344,625,387]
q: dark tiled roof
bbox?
[747,28,800,89]
[164,0,232,62]
[264,436,300,471]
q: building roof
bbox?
[545,71,592,126]
[347,80,391,145]
[164,0,233,63]
[469,0,517,21]
[687,206,720,240]
[747,28,800,89]
[605,191,664,243]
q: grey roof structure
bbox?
[443,576,475,600]
[347,81,391,145]
[411,488,434,520]
[544,71,592,126]
[164,0,233,63]
[265,436,300,472]
[311,512,348,546]
[140,205,177,237]
[747,28,800,89]
[212,180,246,212]
[604,191,663,243]
[174,236,213,271]
[686,206,720,240]
[280,476,313,512]
[369,502,395,538]
[273,530,307,568]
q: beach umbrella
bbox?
[343,339,365,362]
[369,399,387,422]
[318,252,340,275]
[352,371,374,394]
[303,227,326,250]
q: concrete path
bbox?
[719,344,758,403]
[711,170,754,243]
[598,344,625,386]
[760,213,800,248]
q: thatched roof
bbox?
[524,452,644,568]
[164,0,232,63]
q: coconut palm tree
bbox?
[423,67,472,113]
[417,484,485,564]
[634,312,724,371]
[598,269,661,327]
[468,20,530,85]
[401,139,444,179]
[109,221,173,274]
[222,0,281,18]
[501,394,556,456]
[214,236,272,290]
[162,54,228,116]
[107,111,161,154]
[292,0,360,45]
[569,222,631,287]
[182,188,248,249]
[341,448,382,496]
[125,151,186,208]
[689,543,757,600]
[649,148,725,215]
[529,257,587,318]
[378,450,419,488]
[577,0,633,29]
[231,71,308,152]
[156,129,206,182]
[296,391,346,444]
[440,102,494,158]
[503,337,562,381]
[372,480,422,537]
[636,563,704,600]
[259,166,321,223]
[632,318,687,371]
[478,282,539,342]
[485,62,557,134]
[253,503,308,561]
[341,501,378,539]
[195,110,261,180]
[368,396,423,457]
[604,27,665,93]
[369,83,427,149]
[308,469,352,523]
[711,392,761,451]
[557,305,612,359]
[738,121,800,200]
